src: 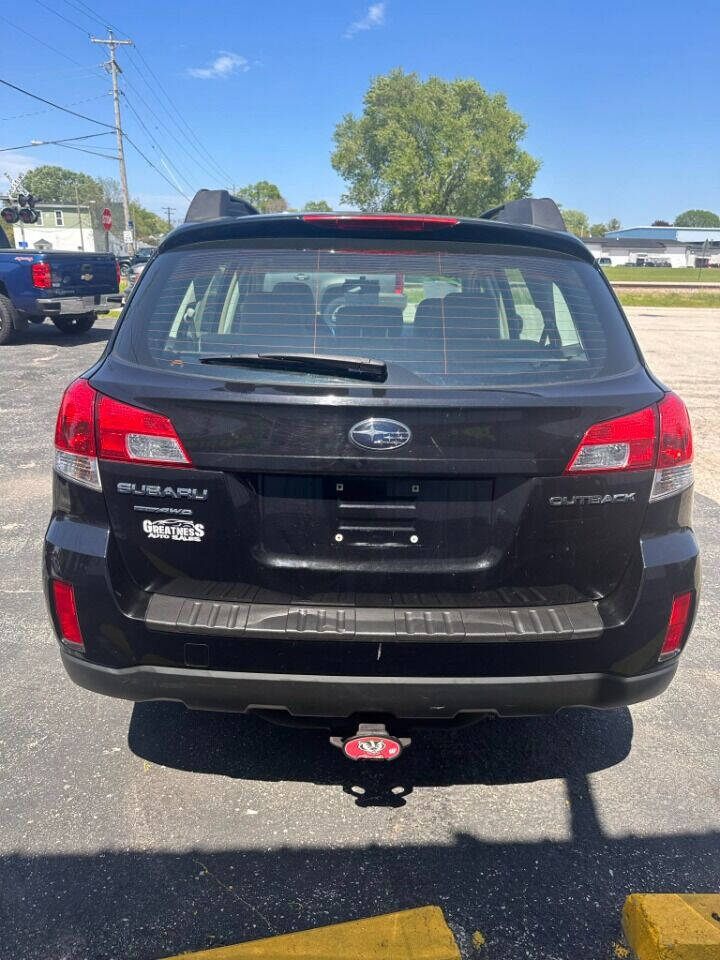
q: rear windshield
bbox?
[114,242,639,389]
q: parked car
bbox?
[596,257,612,266]
[118,247,157,277]
[0,229,121,345]
[44,193,699,761]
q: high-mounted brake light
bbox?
[301,214,459,232]
[52,579,84,648]
[54,379,191,490]
[31,261,52,289]
[659,591,693,659]
[565,393,694,500]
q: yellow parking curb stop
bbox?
[161,905,461,959]
[622,894,720,959]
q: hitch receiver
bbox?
[330,723,411,761]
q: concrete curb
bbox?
[622,894,720,959]
[159,905,461,959]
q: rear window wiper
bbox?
[199,352,388,383]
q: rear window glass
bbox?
[114,243,639,389]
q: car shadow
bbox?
[7,324,113,347]
[129,703,633,807]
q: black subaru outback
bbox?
[44,192,699,761]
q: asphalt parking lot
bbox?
[0,309,718,960]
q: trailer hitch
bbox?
[330,723,411,760]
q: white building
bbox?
[1,198,126,254]
[585,225,720,267]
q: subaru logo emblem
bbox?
[349,418,411,451]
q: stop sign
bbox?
[101,207,112,231]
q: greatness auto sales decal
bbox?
[142,519,205,542]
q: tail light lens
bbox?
[54,379,191,490]
[651,393,694,501]
[97,394,191,467]
[394,273,405,295]
[52,580,84,648]
[54,378,101,490]
[566,406,657,473]
[659,591,693,659]
[565,393,693,500]
[31,261,52,289]
[115,259,121,287]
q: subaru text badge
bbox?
[349,418,411,451]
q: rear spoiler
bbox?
[184,189,259,223]
[480,198,567,232]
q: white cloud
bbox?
[1,152,35,184]
[344,2,386,38]
[187,52,249,80]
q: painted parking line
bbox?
[160,905,461,959]
[623,894,720,959]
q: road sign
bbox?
[122,229,133,243]
[101,207,112,231]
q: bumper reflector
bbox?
[52,580,84,648]
[659,591,693,659]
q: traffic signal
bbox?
[18,208,39,224]
[1,207,19,224]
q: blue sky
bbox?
[1,0,718,226]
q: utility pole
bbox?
[74,183,85,251]
[162,206,175,230]
[91,31,134,253]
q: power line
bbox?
[0,93,108,122]
[121,91,197,194]
[54,142,119,160]
[0,13,105,75]
[60,0,110,29]
[0,77,115,128]
[123,133,191,201]
[32,0,90,35]
[121,74,222,187]
[129,46,233,184]
[0,132,113,153]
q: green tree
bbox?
[129,202,168,242]
[238,181,287,213]
[302,200,332,212]
[330,69,540,215]
[674,209,720,228]
[589,222,607,236]
[606,217,621,232]
[652,220,670,226]
[22,165,104,205]
[562,209,590,237]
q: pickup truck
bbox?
[0,230,122,345]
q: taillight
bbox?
[301,214,459,231]
[52,580,84,648]
[659,591,693,659]
[97,395,191,467]
[31,261,52,288]
[565,393,694,500]
[115,259,121,287]
[394,273,405,295]
[566,406,657,473]
[54,378,101,490]
[651,393,694,501]
[54,379,191,489]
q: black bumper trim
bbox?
[145,594,603,643]
[60,650,678,719]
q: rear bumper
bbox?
[59,649,678,719]
[34,294,122,315]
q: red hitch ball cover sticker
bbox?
[343,735,402,760]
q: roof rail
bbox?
[480,198,567,232]
[184,189,259,223]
